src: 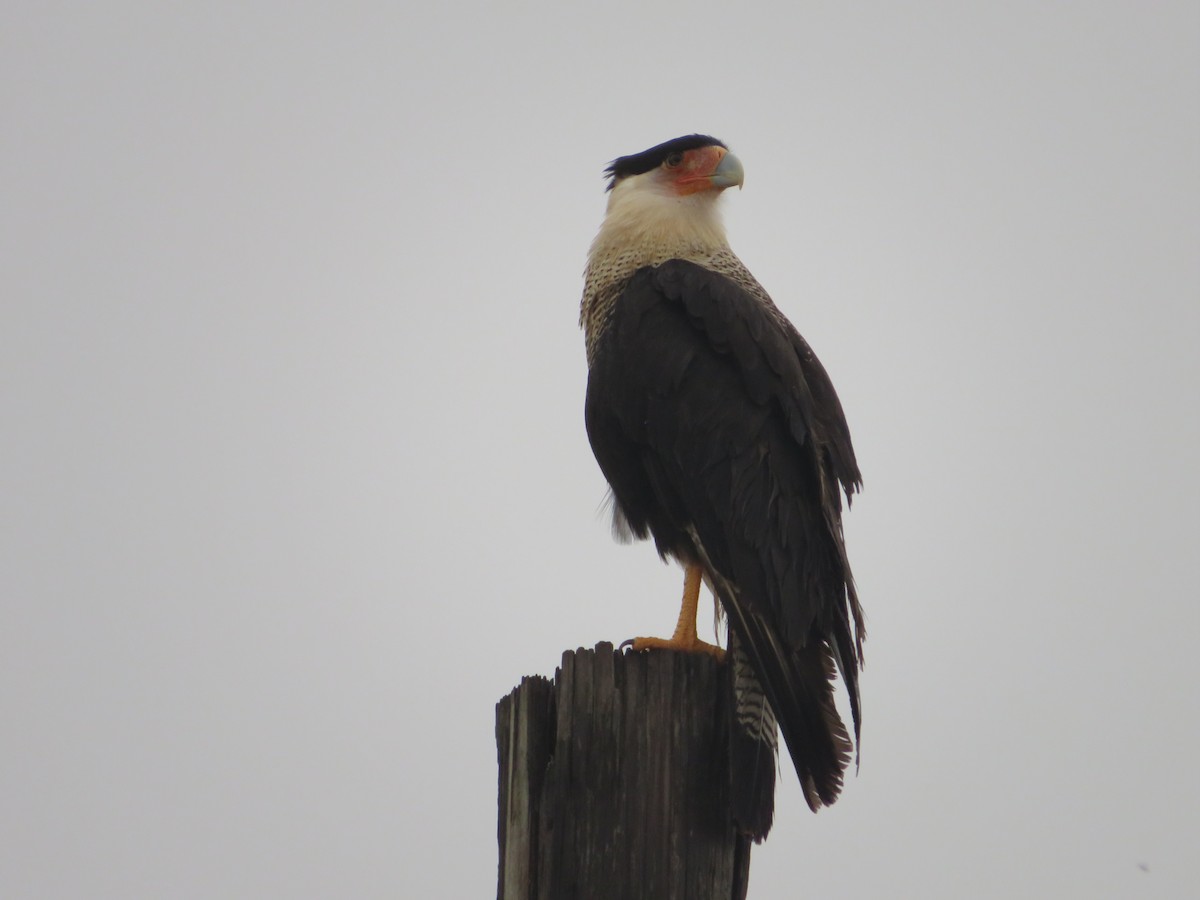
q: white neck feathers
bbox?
[586,171,729,274]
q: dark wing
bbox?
[585,259,863,812]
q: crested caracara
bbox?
[581,134,864,841]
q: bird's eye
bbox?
[664,152,684,168]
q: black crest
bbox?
[604,134,727,190]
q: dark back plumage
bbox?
[584,259,863,829]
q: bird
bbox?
[580,134,864,841]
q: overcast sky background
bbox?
[3,2,1198,898]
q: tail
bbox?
[725,603,854,812]
[728,631,777,840]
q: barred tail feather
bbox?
[724,599,854,812]
[728,632,777,841]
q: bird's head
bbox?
[605,134,744,196]
[596,135,744,252]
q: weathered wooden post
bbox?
[496,642,753,900]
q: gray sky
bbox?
[3,2,1197,897]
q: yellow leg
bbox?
[627,563,725,662]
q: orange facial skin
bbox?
[668,145,732,195]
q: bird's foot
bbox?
[620,634,726,663]
[619,564,725,662]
